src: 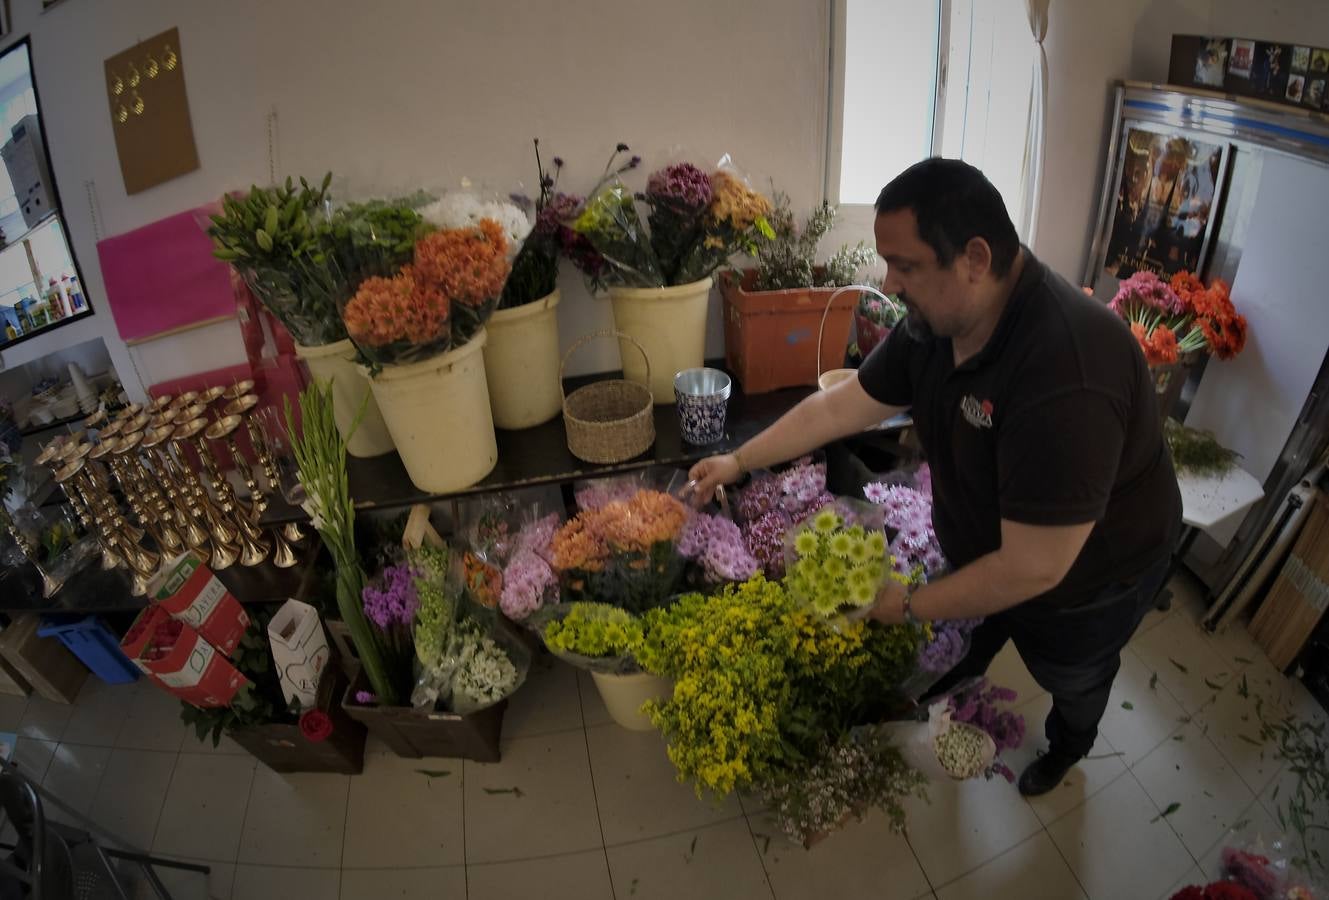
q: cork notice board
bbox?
[104,27,199,195]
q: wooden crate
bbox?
[0,615,88,703]
[1251,494,1329,670]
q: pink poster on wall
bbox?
[95,202,234,343]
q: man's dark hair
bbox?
[875,158,1020,277]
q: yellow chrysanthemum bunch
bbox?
[785,506,903,616]
[637,576,920,797]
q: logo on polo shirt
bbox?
[960,395,994,429]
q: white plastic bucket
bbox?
[363,332,497,493]
[482,290,562,430]
[294,338,395,458]
[590,670,672,731]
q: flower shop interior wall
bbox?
[5,0,1329,400]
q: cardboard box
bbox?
[0,615,86,704]
[150,553,250,657]
[267,599,330,708]
[120,605,249,708]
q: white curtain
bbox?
[1018,0,1050,246]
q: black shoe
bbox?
[1018,750,1080,797]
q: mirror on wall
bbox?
[0,37,93,348]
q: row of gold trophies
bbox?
[33,381,307,596]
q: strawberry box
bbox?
[120,605,250,708]
[149,553,250,657]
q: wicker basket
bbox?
[561,330,656,464]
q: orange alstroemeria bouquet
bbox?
[1108,270,1248,367]
[341,194,529,367]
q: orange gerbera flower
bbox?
[1146,324,1179,366]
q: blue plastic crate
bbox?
[37,615,139,685]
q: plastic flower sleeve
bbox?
[1212,822,1324,899]
[673,154,775,286]
[446,616,532,716]
[498,509,563,623]
[782,497,902,618]
[571,176,664,288]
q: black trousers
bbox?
[928,555,1171,759]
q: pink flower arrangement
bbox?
[863,481,947,577]
[678,513,759,584]
[1109,270,1185,317]
[499,513,561,621]
[735,457,835,579]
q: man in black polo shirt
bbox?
[688,158,1181,795]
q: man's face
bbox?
[874,209,974,340]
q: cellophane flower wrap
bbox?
[571,150,773,288]
[455,487,565,614]
[361,559,422,704]
[733,456,835,578]
[207,174,353,346]
[531,601,645,675]
[783,498,907,618]
[672,156,775,285]
[635,575,927,841]
[408,543,531,714]
[498,512,562,622]
[340,187,530,367]
[641,161,712,284]
[549,479,690,614]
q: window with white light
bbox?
[832,0,1036,232]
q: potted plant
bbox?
[339,190,529,493]
[206,175,400,458]
[341,543,530,760]
[572,148,774,404]
[721,196,879,393]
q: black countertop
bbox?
[258,374,818,525]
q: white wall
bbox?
[0,0,829,396]
[1039,0,1329,283]
[6,0,1328,400]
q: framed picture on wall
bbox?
[1092,126,1231,288]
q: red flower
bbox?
[299,709,333,743]
[1203,882,1258,900]
[1170,888,1205,900]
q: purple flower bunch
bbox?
[736,458,836,578]
[533,192,609,286]
[500,513,562,621]
[646,162,713,212]
[916,618,982,674]
[678,513,759,584]
[948,678,1026,781]
[863,480,947,577]
[362,564,421,631]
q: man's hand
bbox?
[868,579,909,625]
[686,454,742,505]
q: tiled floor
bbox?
[5,574,1327,900]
